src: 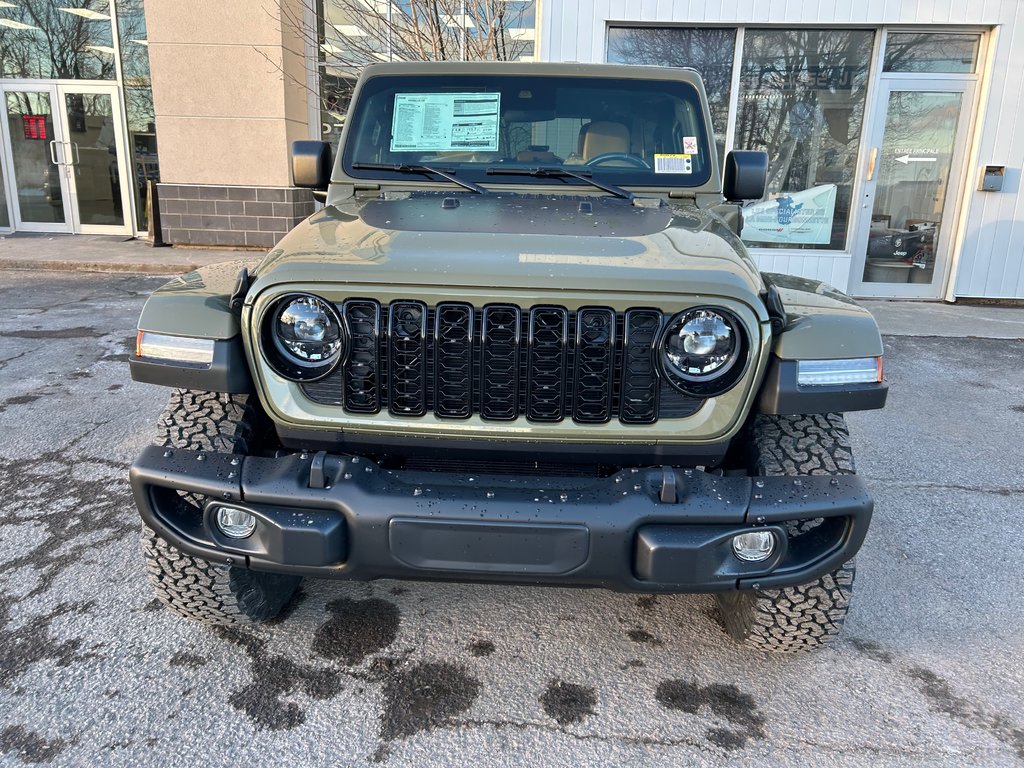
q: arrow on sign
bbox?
[895,154,937,164]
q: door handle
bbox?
[48,140,60,165]
[66,142,80,166]
[866,147,879,181]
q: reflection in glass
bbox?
[734,29,874,251]
[116,0,158,228]
[316,0,537,141]
[884,33,980,74]
[5,91,65,224]
[0,0,116,79]
[863,91,962,285]
[64,92,123,226]
[607,26,736,160]
[0,158,9,228]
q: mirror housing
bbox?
[291,140,332,190]
[723,150,768,202]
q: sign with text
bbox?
[390,92,501,152]
[741,184,838,246]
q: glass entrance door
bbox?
[1,83,132,234]
[2,86,69,231]
[850,78,975,298]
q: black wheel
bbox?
[716,413,857,653]
[140,389,301,626]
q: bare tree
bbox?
[315,0,534,67]
[275,0,535,137]
[606,26,735,140]
[0,0,115,80]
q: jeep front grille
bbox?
[300,301,704,424]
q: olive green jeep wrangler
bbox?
[129,62,887,652]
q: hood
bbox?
[252,192,765,308]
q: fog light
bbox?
[732,530,775,562]
[214,505,257,539]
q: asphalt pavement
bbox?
[0,269,1022,767]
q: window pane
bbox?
[116,0,158,229]
[734,29,874,251]
[884,33,979,74]
[317,0,537,141]
[0,0,116,80]
[607,27,735,159]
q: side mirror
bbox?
[291,140,332,190]
[723,150,768,202]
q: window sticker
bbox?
[654,154,692,174]
[682,136,699,155]
[390,92,501,152]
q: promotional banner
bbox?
[741,184,838,245]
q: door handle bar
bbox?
[48,140,60,165]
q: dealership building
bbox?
[0,0,1022,300]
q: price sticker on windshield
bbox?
[654,154,693,174]
[390,92,501,152]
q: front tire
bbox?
[140,389,301,627]
[716,413,858,653]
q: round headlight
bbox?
[263,294,346,380]
[659,307,746,396]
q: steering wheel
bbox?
[585,152,650,169]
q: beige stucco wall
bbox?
[145,0,312,187]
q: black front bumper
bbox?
[130,445,873,593]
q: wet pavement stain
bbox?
[848,637,895,665]
[655,679,766,751]
[635,595,659,613]
[0,599,98,688]
[627,629,662,646]
[0,326,101,340]
[312,597,400,666]
[540,678,598,725]
[169,652,209,669]
[215,627,343,731]
[0,393,41,413]
[467,639,495,657]
[376,660,481,744]
[0,725,73,764]
[907,665,1024,760]
[0,451,135,605]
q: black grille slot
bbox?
[619,309,662,424]
[480,305,521,420]
[527,307,569,422]
[573,308,616,424]
[342,299,381,413]
[301,301,709,423]
[434,303,474,418]
[387,301,427,416]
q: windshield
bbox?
[343,73,714,189]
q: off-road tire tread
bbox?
[717,412,858,653]
[717,562,856,653]
[141,388,300,627]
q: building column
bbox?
[144,0,315,247]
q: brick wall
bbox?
[156,184,316,248]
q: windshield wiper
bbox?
[351,162,487,194]
[485,166,634,201]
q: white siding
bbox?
[538,0,1024,299]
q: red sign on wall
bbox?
[22,115,48,140]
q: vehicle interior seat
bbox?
[578,121,630,162]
